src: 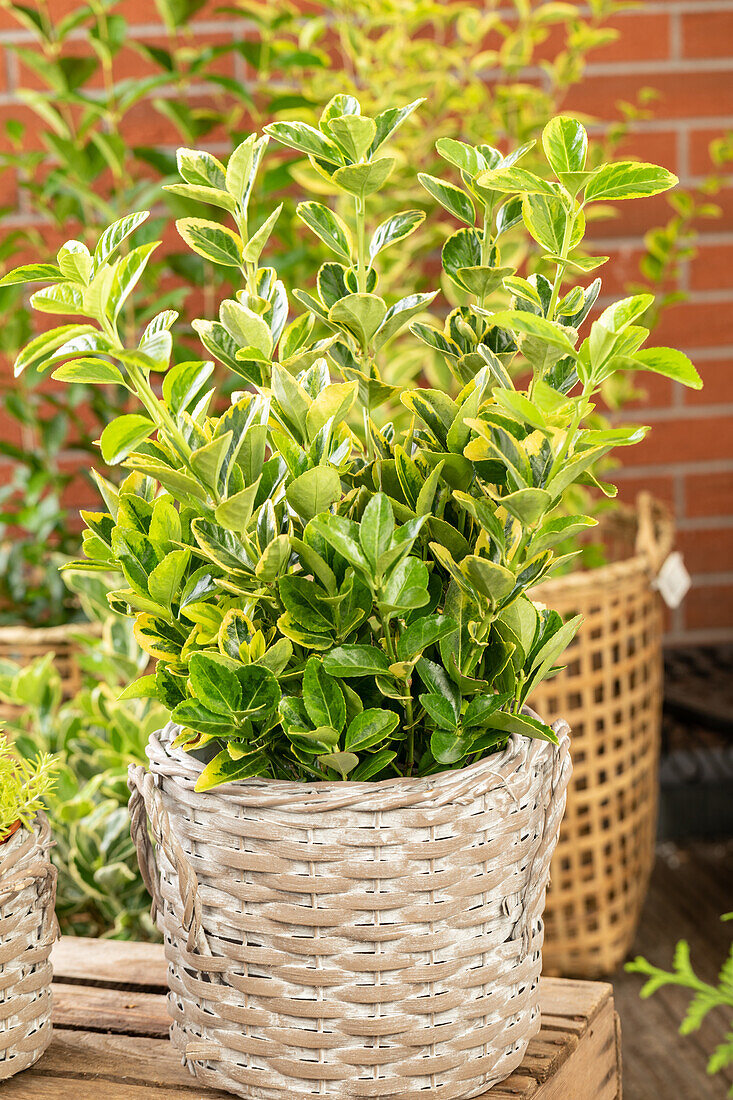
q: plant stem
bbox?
[478,198,494,310]
[547,405,583,482]
[547,208,576,322]
[355,196,367,294]
[379,609,396,661]
[102,315,193,464]
[362,403,373,461]
[404,691,415,776]
[379,609,415,773]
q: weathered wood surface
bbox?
[1,938,620,1098]
[613,839,733,1100]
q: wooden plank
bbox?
[538,976,611,1022]
[615,841,733,1098]
[534,998,618,1100]
[514,1031,579,1085]
[486,1075,539,1099]
[52,937,167,989]
[490,991,617,1100]
[50,939,610,1023]
[13,1032,234,1098]
[43,939,618,1098]
[51,982,585,1082]
[27,1024,594,1100]
[53,982,169,1037]
[0,1077,222,1099]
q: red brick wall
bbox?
[560,0,733,643]
[0,0,731,642]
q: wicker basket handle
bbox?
[635,491,674,575]
[0,861,58,948]
[0,814,59,945]
[128,765,204,954]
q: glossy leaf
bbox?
[334,158,395,198]
[286,465,342,522]
[542,116,587,174]
[176,218,243,267]
[303,657,346,733]
[189,652,241,715]
[297,201,352,262]
[369,210,425,261]
[418,174,475,224]
[344,708,399,751]
[52,358,125,385]
[99,415,154,465]
[584,162,678,203]
[323,645,391,678]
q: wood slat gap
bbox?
[50,981,167,998]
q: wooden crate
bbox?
[1,937,621,1098]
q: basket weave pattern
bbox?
[530,494,670,977]
[129,720,570,1100]
[0,623,100,703]
[0,814,58,1080]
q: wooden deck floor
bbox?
[611,839,733,1099]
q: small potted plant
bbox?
[3,99,700,1097]
[0,735,58,1081]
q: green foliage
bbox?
[0,0,676,626]
[0,606,166,938]
[0,732,57,839]
[627,918,733,1096]
[0,396,78,625]
[7,100,701,790]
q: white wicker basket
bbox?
[0,813,58,1081]
[128,719,570,1100]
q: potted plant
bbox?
[4,98,700,1097]
[414,125,697,978]
[0,576,167,941]
[0,736,58,1081]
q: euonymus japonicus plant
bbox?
[3,99,702,791]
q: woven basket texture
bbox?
[0,813,58,1080]
[0,622,100,705]
[529,493,672,978]
[128,718,571,1100]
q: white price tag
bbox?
[653,551,691,609]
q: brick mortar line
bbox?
[0,0,731,47]
[588,232,733,250]
[616,459,733,477]
[0,70,731,136]
[669,5,682,61]
[7,52,733,89]
[2,452,725,476]
[649,0,733,10]
[678,516,733,531]
[665,627,733,644]
[664,629,733,642]
[596,288,733,307]
[587,116,733,135]
[675,345,733,361]
[584,57,733,78]
[611,404,733,422]
[0,17,256,45]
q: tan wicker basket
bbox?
[129,717,571,1099]
[0,813,58,1081]
[0,622,101,699]
[530,492,673,978]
